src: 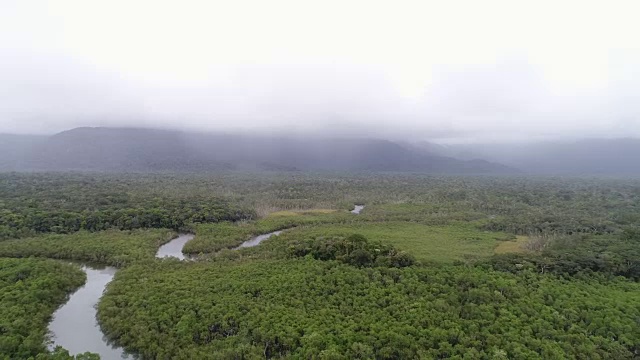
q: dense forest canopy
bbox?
[0,173,253,239]
[0,229,176,267]
[1,172,639,359]
[2,172,639,238]
[0,258,86,359]
[98,259,640,359]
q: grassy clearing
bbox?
[275,222,513,263]
[184,201,528,263]
[494,235,530,254]
[362,203,486,225]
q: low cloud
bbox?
[1,1,639,143]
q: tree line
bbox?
[0,258,88,359]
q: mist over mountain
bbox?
[430,138,640,175]
[4,127,640,175]
[0,134,47,170]
[0,127,516,174]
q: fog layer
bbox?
[1,0,639,142]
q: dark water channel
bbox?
[235,206,364,250]
[156,233,195,260]
[47,210,360,357]
[47,264,129,359]
[351,205,365,214]
[47,234,194,359]
[234,230,283,249]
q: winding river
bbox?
[234,230,283,249]
[156,233,195,260]
[47,234,194,359]
[234,206,363,249]
[47,264,127,359]
[47,208,363,357]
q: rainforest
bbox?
[1,172,639,359]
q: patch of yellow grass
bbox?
[494,235,530,254]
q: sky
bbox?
[1,0,639,143]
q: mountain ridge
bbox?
[429,138,640,175]
[0,127,517,174]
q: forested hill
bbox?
[0,127,517,174]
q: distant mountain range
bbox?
[430,139,640,175]
[0,127,516,174]
[2,127,639,175]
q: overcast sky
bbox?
[1,0,639,143]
